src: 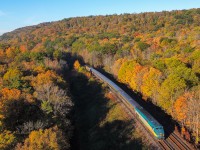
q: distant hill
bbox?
[0,8,200,146]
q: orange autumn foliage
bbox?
[85,72,92,78]
[5,47,16,59]
[74,60,81,70]
[0,88,21,119]
[19,45,27,53]
[105,92,115,101]
[1,88,21,101]
[31,70,63,87]
[174,93,191,123]
[130,64,144,91]
[16,126,68,150]
[0,50,5,59]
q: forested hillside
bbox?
[0,41,74,148]
[70,65,152,149]
[0,8,200,147]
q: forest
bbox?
[0,8,199,149]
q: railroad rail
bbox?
[89,67,195,150]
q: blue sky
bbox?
[0,0,199,35]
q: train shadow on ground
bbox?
[96,67,177,139]
[70,71,147,150]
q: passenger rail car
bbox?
[86,66,165,140]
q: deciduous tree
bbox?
[15,126,69,150]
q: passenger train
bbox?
[86,66,165,140]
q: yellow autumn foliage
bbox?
[74,60,81,70]
[141,67,162,98]
[0,130,15,149]
[31,70,63,87]
[16,126,68,150]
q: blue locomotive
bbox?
[86,66,165,140]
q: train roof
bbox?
[119,90,141,108]
[90,67,163,129]
[135,107,162,128]
[91,68,141,107]
[91,68,122,91]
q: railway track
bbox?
[159,140,174,150]
[158,132,194,150]
[166,132,194,150]
[91,71,195,150]
[113,89,195,150]
[110,90,160,149]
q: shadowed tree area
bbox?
[0,7,199,148]
[70,70,149,150]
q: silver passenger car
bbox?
[87,66,165,139]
